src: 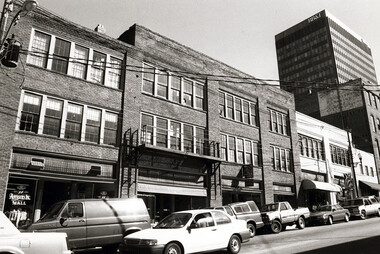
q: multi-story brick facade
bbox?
[0,1,301,226]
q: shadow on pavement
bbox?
[296,235,380,254]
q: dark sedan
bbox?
[309,204,350,225]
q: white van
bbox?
[28,198,151,254]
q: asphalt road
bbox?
[75,216,380,254]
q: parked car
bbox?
[119,209,250,254]
[28,198,151,254]
[261,201,310,233]
[0,211,72,254]
[309,204,350,225]
[214,200,264,237]
[342,197,380,219]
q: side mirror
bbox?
[186,226,192,233]
[59,217,68,227]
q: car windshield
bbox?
[261,204,278,212]
[317,205,332,211]
[40,202,65,221]
[154,213,192,229]
[343,199,363,206]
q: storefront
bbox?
[302,179,342,210]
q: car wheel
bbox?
[297,217,305,229]
[377,209,380,217]
[270,220,282,234]
[327,216,333,225]
[227,235,241,254]
[247,223,256,238]
[164,243,182,254]
[360,210,366,220]
[344,213,349,222]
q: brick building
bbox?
[0,0,301,226]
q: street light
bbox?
[0,0,38,67]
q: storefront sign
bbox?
[8,186,32,206]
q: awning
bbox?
[302,179,342,192]
[360,180,380,191]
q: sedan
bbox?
[119,209,250,254]
[309,204,350,225]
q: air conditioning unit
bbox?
[88,165,101,176]
[28,158,45,170]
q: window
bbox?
[143,63,155,94]
[72,45,89,79]
[171,76,181,103]
[156,118,168,147]
[65,103,83,141]
[20,93,41,133]
[221,134,227,160]
[269,109,288,135]
[219,92,225,117]
[226,95,233,119]
[271,145,292,172]
[183,80,193,107]
[183,125,193,152]
[170,121,181,150]
[211,211,231,225]
[365,166,369,176]
[157,71,168,98]
[196,127,206,155]
[235,98,242,122]
[252,142,260,166]
[108,57,122,89]
[245,140,252,164]
[243,101,249,124]
[90,51,106,84]
[228,136,236,162]
[371,167,375,177]
[141,114,154,145]
[195,83,204,110]
[330,144,350,166]
[43,98,63,137]
[85,108,101,143]
[29,31,50,68]
[237,138,244,163]
[51,38,70,74]
[104,112,118,146]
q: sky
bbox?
[4,0,380,82]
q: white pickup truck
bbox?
[0,211,72,254]
[260,201,310,233]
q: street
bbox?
[76,216,380,254]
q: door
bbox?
[280,203,294,224]
[57,202,87,249]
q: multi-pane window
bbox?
[108,57,122,89]
[103,112,118,146]
[72,45,89,79]
[250,103,258,126]
[141,114,154,145]
[330,144,350,166]
[171,76,181,104]
[65,103,83,141]
[243,101,249,124]
[271,145,293,172]
[219,92,226,117]
[51,38,70,74]
[157,71,168,98]
[195,83,204,110]
[90,51,106,84]
[196,127,206,155]
[269,109,289,135]
[18,91,118,146]
[143,63,155,94]
[29,31,50,68]
[19,93,41,133]
[28,30,121,88]
[371,115,376,132]
[170,121,181,150]
[43,98,63,137]
[226,95,234,119]
[156,117,168,147]
[235,99,242,122]
[299,134,324,160]
[183,80,193,107]
[222,134,260,165]
[85,108,101,143]
[183,124,194,152]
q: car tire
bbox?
[360,210,366,220]
[247,223,256,238]
[164,242,182,254]
[327,216,333,225]
[377,209,380,217]
[227,235,241,254]
[102,244,118,254]
[344,213,349,222]
[270,220,282,234]
[297,217,305,229]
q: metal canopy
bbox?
[302,179,342,192]
[360,180,380,191]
